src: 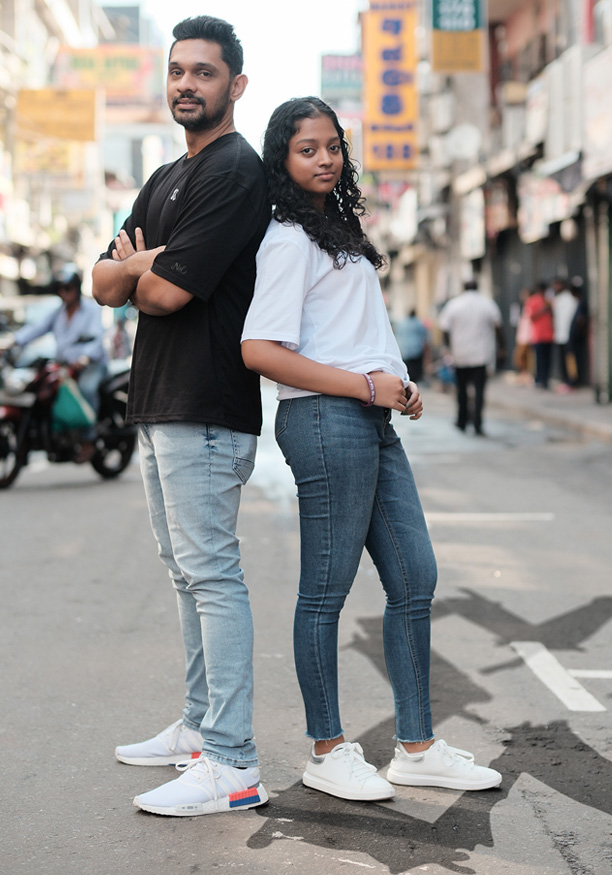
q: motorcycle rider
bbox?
[12,263,108,462]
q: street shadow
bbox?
[433,589,612,673]
[248,595,612,873]
[249,717,612,874]
[345,616,490,733]
[250,773,494,875]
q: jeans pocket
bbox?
[274,399,292,440]
[231,430,257,485]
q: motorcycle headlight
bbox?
[2,368,37,394]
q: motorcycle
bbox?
[0,349,136,488]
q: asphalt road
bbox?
[1,383,611,875]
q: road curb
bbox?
[487,395,612,443]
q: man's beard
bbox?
[170,89,231,132]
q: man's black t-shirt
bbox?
[99,132,270,435]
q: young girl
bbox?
[242,97,501,802]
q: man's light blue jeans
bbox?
[275,395,438,744]
[138,422,258,768]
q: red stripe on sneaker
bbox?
[190,752,200,759]
[229,787,260,807]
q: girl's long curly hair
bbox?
[262,97,384,270]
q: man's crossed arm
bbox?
[92,228,193,316]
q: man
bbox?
[13,263,107,462]
[92,15,270,817]
[438,279,503,436]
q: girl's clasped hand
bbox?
[367,372,423,417]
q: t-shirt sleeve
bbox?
[241,235,310,350]
[150,173,263,302]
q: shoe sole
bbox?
[303,772,395,801]
[386,767,502,791]
[133,783,269,816]
[116,751,201,766]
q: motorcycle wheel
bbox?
[0,419,23,488]
[90,433,136,479]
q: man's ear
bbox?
[230,73,248,103]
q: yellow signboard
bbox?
[432,29,486,73]
[431,0,486,73]
[362,3,418,172]
[16,89,98,142]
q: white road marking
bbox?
[426,512,555,522]
[569,670,612,679]
[510,641,607,712]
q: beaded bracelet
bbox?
[360,373,376,407]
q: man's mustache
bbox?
[172,94,205,109]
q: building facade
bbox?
[410,0,612,400]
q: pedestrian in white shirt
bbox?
[551,278,578,392]
[438,280,504,436]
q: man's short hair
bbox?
[463,279,478,291]
[170,16,243,78]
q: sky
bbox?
[136,0,368,151]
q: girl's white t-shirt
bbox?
[241,220,408,400]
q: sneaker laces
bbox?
[162,719,185,754]
[443,742,474,762]
[175,757,221,802]
[331,743,377,781]
[436,740,475,770]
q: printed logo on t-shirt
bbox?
[171,262,187,275]
[170,188,180,201]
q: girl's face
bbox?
[284,114,344,211]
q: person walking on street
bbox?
[241,97,502,803]
[92,15,270,817]
[12,263,107,462]
[524,282,554,389]
[393,308,429,383]
[551,277,579,393]
[438,279,503,436]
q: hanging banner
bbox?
[53,45,165,108]
[431,0,486,73]
[16,89,99,142]
[583,45,612,181]
[460,187,486,259]
[362,2,418,172]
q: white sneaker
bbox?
[133,757,268,816]
[303,742,395,801]
[115,719,202,766]
[386,739,502,791]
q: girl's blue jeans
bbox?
[275,395,437,744]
